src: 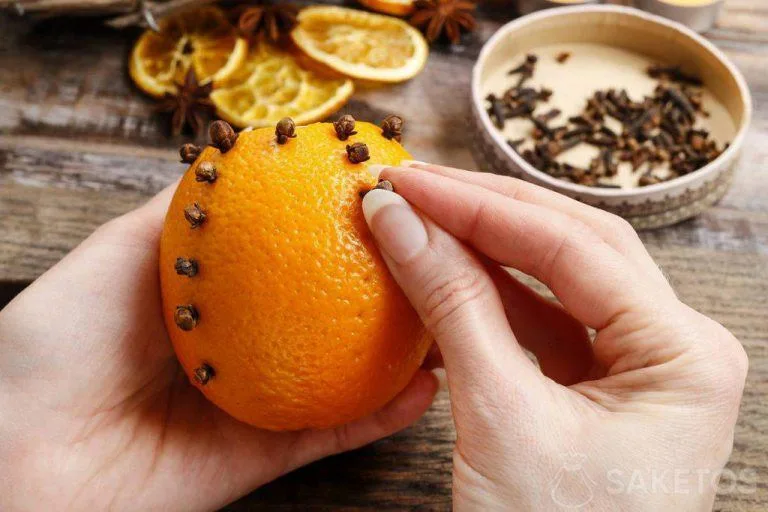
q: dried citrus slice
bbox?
[210,43,354,128]
[357,0,416,16]
[291,6,428,83]
[129,6,248,98]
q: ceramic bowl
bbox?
[469,5,751,229]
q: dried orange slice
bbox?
[129,6,248,98]
[291,6,428,83]
[210,43,354,128]
[357,0,416,16]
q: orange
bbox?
[357,0,416,16]
[160,120,431,431]
[129,6,248,98]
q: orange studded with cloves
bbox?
[160,119,431,431]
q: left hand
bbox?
[0,183,438,511]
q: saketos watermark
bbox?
[549,452,758,510]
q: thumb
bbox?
[361,186,544,403]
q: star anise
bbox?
[155,69,215,136]
[410,0,477,45]
[236,1,299,44]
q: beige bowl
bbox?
[469,5,751,229]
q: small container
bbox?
[517,0,602,16]
[470,5,752,229]
[633,0,723,32]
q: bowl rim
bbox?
[471,4,752,198]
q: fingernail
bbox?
[366,163,389,179]
[400,159,430,168]
[362,189,428,265]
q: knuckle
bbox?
[694,319,749,401]
[722,335,749,390]
[535,219,596,283]
[610,215,639,240]
[601,212,641,245]
[421,266,490,333]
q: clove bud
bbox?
[381,115,404,142]
[334,115,357,141]
[193,363,215,385]
[184,203,206,228]
[346,142,370,164]
[180,143,202,164]
[174,305,198,331]
[209,120,238,153]
[174,257,198,277]
[375,179,394,192]
[275,117,297,144]
[195,161,217,183]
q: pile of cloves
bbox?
[486,55,728,188]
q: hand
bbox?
[362,162,748,510]
[0,184,438,511]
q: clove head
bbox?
[174,257,198,277]
[275,117,297,144]
[375,179,394,193]
[193,363,215,385]
[184,203,206,228]
[195,161,218,183]
[174,305,199,331]
[346,142,370,164]
[209,120,238,153]
[334,115,357,141]
[381,115,404,142]
[180,143,202,164]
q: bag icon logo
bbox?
[550,452,595,509]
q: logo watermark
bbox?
[550,452,596,509]
[549,452,758,510]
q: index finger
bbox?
[398,161,669,288]
[380,166,676,331]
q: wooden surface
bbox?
[1,1,766,510]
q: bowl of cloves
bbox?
[470,5,751,229]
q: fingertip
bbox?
[361,188,429,265]
[389,369,439,416]
[366,163,391,179]
[361,188,410,225]
[360,370,438,440]
[400,159,431,168]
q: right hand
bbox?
[362,162,748,510]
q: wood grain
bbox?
[1,1,767,510]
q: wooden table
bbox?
[1,1,766,509]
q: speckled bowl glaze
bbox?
[470,5,751,229]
